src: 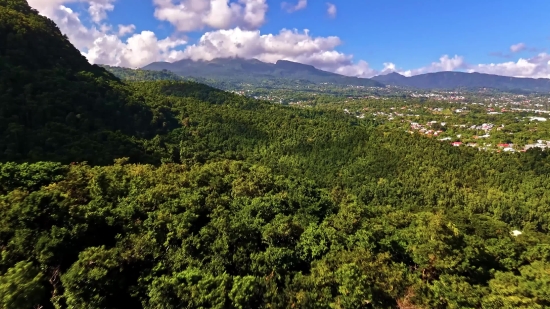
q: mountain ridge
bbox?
[145,57,550,92]
[142,57,384,87]
[372,70,550,91]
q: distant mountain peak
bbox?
[371,70,550,91]
[275,60,316,70]
[143,57,384,87]
[385,72,405,77]
[371,71,408,83]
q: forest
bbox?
[1,0,550,308]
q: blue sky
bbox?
[30,0,550,77]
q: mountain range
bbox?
[142,58,384,88]
[143,58,550,92]
[371,71,550,92]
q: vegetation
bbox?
[99,65,185,81]
[142,58,384,88]
[1,1,550,308]
[0,0,177,164]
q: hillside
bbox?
[99,65,185,81]
[2,1,550,308]
[142,57,384,88]
[4,77,550,308]
[100,65,238,90]
[372,71,550,92]
[0,0,174,164]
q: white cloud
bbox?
[85,31,187,67]
[178,27,378,77]
[24,0,550,79]
[510,42,526,53]
[28,0,188,68]
[51,5,100,50]
[152,0,268,32]
[29,0,114,23]
[391,53,550,79]
[381,62,398,74]
[400,55,466,77]
[333,60,377,78]
[326,2,336,18]
[28,0,74,15]
[281,0,306,13]
[87,0,115,23]
[468,53,550,78]
[118,24,136,36]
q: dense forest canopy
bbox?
[1,0,550,308]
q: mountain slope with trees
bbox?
[0,0,176,164]
[142,58,384,88]
[1,1,550,309]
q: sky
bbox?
[27,0,550,78]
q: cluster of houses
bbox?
[409,121,445,136]
[447,141,515,152]
[524,140,550,150]
[447,140,550,153]
[468,123,495,132]
[410,92,465,101]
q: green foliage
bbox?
[0,261,46,309]
[2,1,550,308]
[100,65,185,82]
[482,261,550,308]
[0,0,174,164]
[0,161,67,193]
[1,159,549,308]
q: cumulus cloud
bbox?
[118,24,136,36]
[178,27,379,77]
[152,0,268,32]
[326,2,336,18]
[381,62,398,74]
[468,53,550,78]
[510,42,526,53]
[28,0,187,68]
[399,55,466,77]
[394,53,550,79]
[29,0,114,23]
[50,5,100,50]
[87,0,115,23]
[281,0,306,13]
[85,31,187,67]
[24,0,550,79]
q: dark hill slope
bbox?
[99,65,185,81]
[142,57,384,88]
[0,0,172,164]
[372,71,550,92]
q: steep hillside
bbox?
[142,57,384,88]
[372,71,550,92]
[0,0,172,164]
